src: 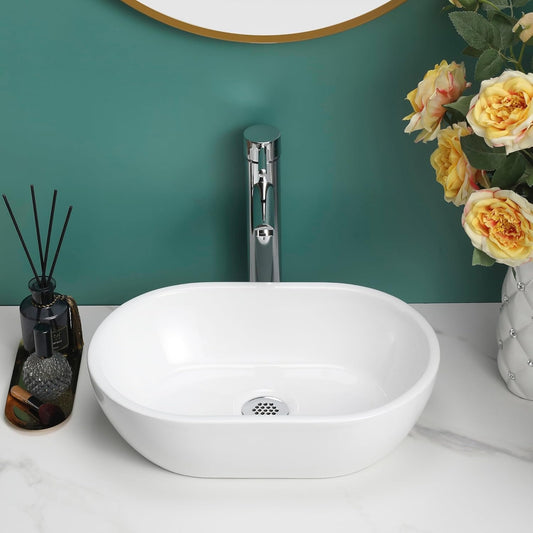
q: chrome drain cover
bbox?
[241,396,289,416]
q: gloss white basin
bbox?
[87,282,439,478]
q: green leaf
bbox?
[445,109,466,124]
[513,182,533,201]
[522,29,533,47]
[472,248,496,267]
[444,94,474,119]
[462,45,483,57]
[490,12,517,48]
[482,0,513,11]
[513,0,531,7]
[518,164,533,187]
[491,152,527,188]
[460,134,507,170]
[449,11,498,50]
[484,0,510,6]
[475,49,505,80]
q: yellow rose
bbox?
[466,70,533,154]
[462,188,533,267]
[404,60,469,143]
[513,13,533,43]
[430,122,489,206]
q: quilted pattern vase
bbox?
[497,262,533,400]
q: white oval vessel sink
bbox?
[88,282,439,478]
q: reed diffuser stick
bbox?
[3,188,73,288]
[47,206,72,284]
[2,194,42,284]
[30,185,46,284]
[42,189,57,283]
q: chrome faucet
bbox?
[244,124,281,282]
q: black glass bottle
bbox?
[19,278,71,354]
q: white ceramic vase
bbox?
[497,262,533,400]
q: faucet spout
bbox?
[244,125,281,282]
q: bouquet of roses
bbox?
[404,0,533,268]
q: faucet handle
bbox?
[243,125,281,163]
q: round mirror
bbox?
[121,0,406,43]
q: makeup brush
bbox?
[10,385,66,427]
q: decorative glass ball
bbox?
[22,353,72,403]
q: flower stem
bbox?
[517,42,526,71]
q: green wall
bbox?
[0,0,506,305]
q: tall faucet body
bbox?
[243,125,281,282]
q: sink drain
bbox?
[241,396,289,416]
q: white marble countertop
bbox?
[0,303,532,532]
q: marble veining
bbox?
[0,453,131,532]
[411,424,533,463]
[0,303,532,532]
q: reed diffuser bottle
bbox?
[20,278,71,354]
[2,186,83,356]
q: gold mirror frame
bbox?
[121,0,406,43]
